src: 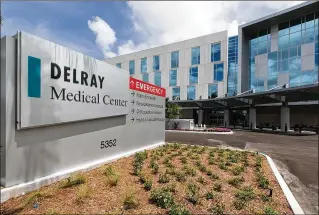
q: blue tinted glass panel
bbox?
[129,60,135,75]
[258,41,267,55]
[154,71,161,86]
[300,71,315,84]
[187,86,196,100]
[279,60,289,73]
[267,76,277,90]
[268,52,278,64]
[250,44,258,57]
[290,18,302,33]
[290,31,302,47]
[141,58,147,73]
[172,87,180,100]
[214,63,224,81]
[289,57,301,74]
[303,27,315,44]
[171,51,179,68]
[249,57,255,67]
[316,42,319,54]
[189,67,198,84]
[256,78,265,92]
[278,21,289,37]
[153,55,160,71]
[116,63,121,68]
[268,62,278,75]
[281,49,289,60]
[305,14,315,29]
[208,84,218,99]
[315,54,318,68]
[169,69,177,86]
[290,47,298,58]
[142,73,149,82]
[278,34,289,49]
[289,73,301,87]
[211,43,221,62]
[315,27,319,41]
[191,47,200,65]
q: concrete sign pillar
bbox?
[249,108,256,129]
[224,109,229,127]
[280,107,290,132]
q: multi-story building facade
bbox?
[105,31,229,101]
[106,1,318,128]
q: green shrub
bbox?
[180,157,187,164]
[150,188,175,209]
[255,156,262,168]
[210,173,219,180]
[133,160,143,176]
[213,183,222,192]
[209,203,225,215]
[233,199,246,210]
[198,165,207,173]
[206,169,212,176]
[235,186,255,201]
[151,163,159,174]
[135,151,147,163]
[264,206,279,215]
[103,166,117,177]
[139,173,147,183]
[261,194,271,202]
[231,166,244,176]
[21,191,46,208]
[166,167,176,176]
[187,183,199,205]
[218,162,227,170]
[209,150,216,157]
[195,160,201,167]
[228,176,244,187]
[256,173,269,189]
[123,191,139,209]
[172,143,181,150]
[168,204,191,215]
[159,173,170,183]
[60,173,86,188]
[107,174,120,186]
[208,158,215,165]
[75,184,91,204]
[191,154,200,160]
[197,176,206,184]
[183,165,196,176]
[205,191,215,200]
[175,171,187,182]
[163,183,176,193]
[144,179,153,191]
[163,157,170,164]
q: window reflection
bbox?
[189,67,198,84]
[191,47,200,65]
[172,87,180,100]
[129,60,135,75]
[187,86,196,100]
[141,58,147,73]
[142,73,149,82]
[169,70,177,86]
[154,71,161,87]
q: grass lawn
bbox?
[1,143,292,215]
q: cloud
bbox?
[88,16,117,58]
[89,1,304,58]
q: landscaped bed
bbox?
[1,143,292,215]
[167,128,232,132]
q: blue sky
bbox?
[1,1,303,60]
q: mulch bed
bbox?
[0,143,292,215]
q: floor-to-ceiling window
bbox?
[191,47,200,65]
[171,51,179,69]
[227,36,238,96]
[211,42,221,62]
[172,87,180,100]
[187,85,196,100]
[154,71,161,86]
[142,73,149,82]
[153,55,160,71]
[208,84,218,99]
[189,67,198,84]
[129,60,135,75]
[169,69,177,86]
[141,57,147,73]
[214,63,224,82]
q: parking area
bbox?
[166,130,318,214]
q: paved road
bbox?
[166,130,319,214]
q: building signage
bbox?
[17,32,129,129]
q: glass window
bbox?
[305,13,315,29]
[153,55,160,71]
[316,42,319,54]
[141,57,147,73]
[172,87,180,100]
[142,73,149,82]
[303,27,315,44]
[208,84,218,99]
[290,46,298,58]
[258,41,268,55]
[187,85,196,100]
[267,76,277,90]
[290,17,302,33]
[189,67,198,84]
[154,71,161,87]
[290,31,302,47]
[289,57,301,74]
[279,60,289,73]
[278,21,290,37]
[315,26,319,41]
[211,42,221,62]
[116,63,121,68]
[315,53,318,69]
[171,51,179,68]
[255,78,265,92]
[129,60,135,75]
[300,71,315,85]
[281,49,289,60]
[214,63,224,82]
[191,47,200,65]
[278,34,289,49]
[268,52,278,64]
[289,73,301,87]
[268,62,278,75]
[250,44,258,57]
[249,57,255,67]
[258,29,269,42]
[169,69,177,86]
[316,12,319,26]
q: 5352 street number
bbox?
[100,139,117,149]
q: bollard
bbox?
[224,122,227,128]
[250,122,253,130]
[285,123,287,132]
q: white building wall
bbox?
[105,30,228,100]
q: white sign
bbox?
[17,32,129,129]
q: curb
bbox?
[166,130,234,135]
[0,142,165,203]
[261,153,305,215]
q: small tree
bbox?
[165,97,181,129]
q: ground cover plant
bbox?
[1,143,292,215]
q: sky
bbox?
[1,1,305,60]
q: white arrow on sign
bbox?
[130,80,134,85]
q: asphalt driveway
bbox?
[165,130,318,214]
